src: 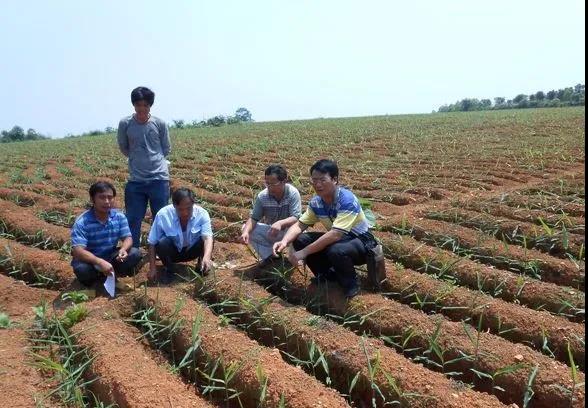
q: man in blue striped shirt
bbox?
[273,160,374,298]
[71,181,142,289]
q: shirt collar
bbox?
[268,183,290,202]
[319,186,340,208]
[88,208,115,224]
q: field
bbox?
[0,107,584,407]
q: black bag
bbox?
[353,231,386,290]
[365,242,386,290]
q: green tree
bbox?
[235,107,252,122]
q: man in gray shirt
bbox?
[241,164,302,264]
[117,86,171,248]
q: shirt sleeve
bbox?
[200,209,213,237]
[289,188,302,219]
[117,118,129,157]
[159,120,171,157]
[147,213,163,245]
[298,206,318,226]
[118,213,132,238]
[71,220,88,248]
[250,193,264,222]
[331,196,362,233]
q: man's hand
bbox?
[95,259,114,276]
[116,248,128,262]
[240,231,250,245]
[268,221,282,238]
[200,257,213,275]
[288,247,307,268]
[273,240,288,257]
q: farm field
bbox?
[0,107,584,407]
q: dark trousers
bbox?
[155,237,204,270]
[293,232,367,290]
[72,247,142,287]
[125,180,170,248]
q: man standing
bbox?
[117,86,171,248]
[71,181,142,293]
[273,159,373,298]
[147,188,214,284]
[241,164,302,265]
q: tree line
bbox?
[0,126,48,143]
[170,107,253,129]
[437,84,585,112]
[1,107,254,143]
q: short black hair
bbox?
[131,86,155,106]
[264,164,288,181]
[172,188,196,206]
[89,181,116,199]
[310,159,339,179]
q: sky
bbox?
[0,0,585,138]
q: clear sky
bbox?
[0,0,585,137]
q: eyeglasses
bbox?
[310,176,332,185]
[264,181,284,187]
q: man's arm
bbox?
[148,245,157,279]
[72,246,113,275]
[146,214,162,279]
[292,229,343,260]
[272,221,307,255]
[115,236,134,262]
[117,119,129,157]
[268,216,299,238]
[240,217,257,244]
[200,236,214,273]
[160,121,171,157]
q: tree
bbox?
[535,91,545,101]
[25,128,39,140]
[480,99,492,109]
[3,126,25,142]
[460,98,480,111]
[172,119,185,129]
[206,116,226,127]
[494,97,506,107]
[513,94,528,104]
[234,107,252,122]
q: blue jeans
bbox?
[125,180,170,248]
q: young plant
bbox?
[0,312,13,328]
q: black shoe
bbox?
[344,285,360,298]
[325,267,338,282]
[258,256,275,268]
[310,274,328,285]
[159,269,174,284]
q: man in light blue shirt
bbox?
[147,188,214,283]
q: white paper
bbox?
[104,272,116,297]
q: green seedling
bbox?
[0,312,13,328]
[61,291,89,304]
